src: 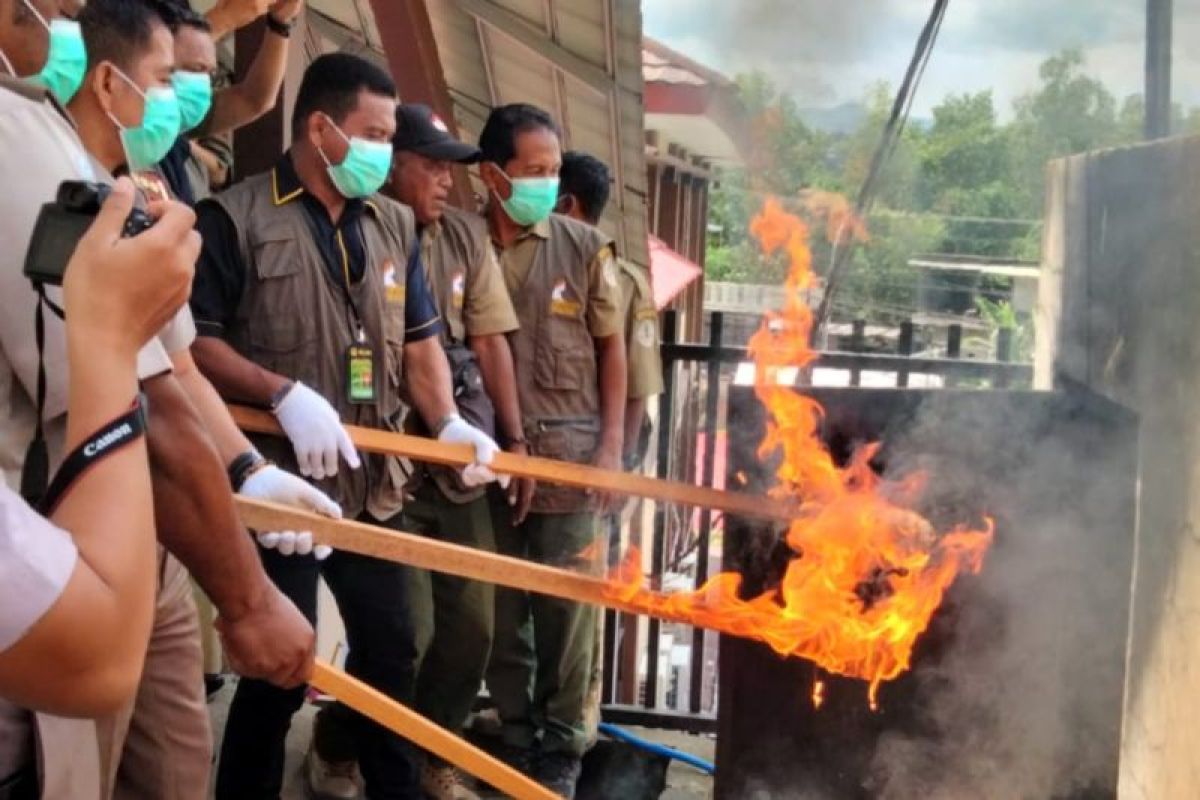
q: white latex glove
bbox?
[272,382,361,480]
[254,530,330,560]
[240,464,342,560]
[438,415,508,489]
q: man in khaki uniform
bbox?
[556,150,665,744]
[191,54,501,800]
[0,1,317,797]
[557,151,663,470]
[305,103,528,800]
[387,103,524,800]
[477,103,626,799]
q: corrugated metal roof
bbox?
[301,0,649,268]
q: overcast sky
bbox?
[643,0,1200,119]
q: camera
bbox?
[23,180,155,286]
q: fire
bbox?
[602,197,993,705]
[812,679,825,710]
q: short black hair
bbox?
[158,0,211,33]
[292,53,396,137]
[559,151,612,224]
[78,0,171,71]
[478,103,561,168]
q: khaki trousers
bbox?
[96,552,211,800]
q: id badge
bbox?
[346,343,377,404]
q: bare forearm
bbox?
[597,335,626,451]
[190,141,229,189]
[172,348,256,464]
[623,397,646,458]
[36,344,156,708]
[192,335,289,407]
[203,31,288,135]
[470,333,523,442]
[143,374,270,620]
[404,337,456,429]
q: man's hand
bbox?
[506,442,535,525]
[438,415,507,489]
[272,382,361,480]
[206,0,271,38]
[240,464,340,560]
[588,439,623,515]
[215,584,314,688]
[64,177,197,356]
[268,0,304,24]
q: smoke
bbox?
[859,391,1134,799]
[718,387,1134,799]
[644,0,932,105]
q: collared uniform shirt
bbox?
[0,79,192,488]
[190,154,442,342]
[496,217,622,340]
[616,257,664,400]
[419,206,518,342]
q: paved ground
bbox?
[206,679,714,799]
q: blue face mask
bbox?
[107,66,182,172]
[320,117,393,199]
[171,70,212,132]
[495,167,560,227]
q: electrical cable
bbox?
[597,722,717,775]
[813,0,953,337]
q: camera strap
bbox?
[39,395,146,516]
[20,284,148,514]
[19,284,63,507]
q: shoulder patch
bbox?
[636,318,658,348]
[602,254,619,288]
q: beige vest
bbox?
[421,206,487,346]
[507,214,613,513]
[212,174,416,520]
[411,206,493,504]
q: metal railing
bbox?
[598,310,1031,734]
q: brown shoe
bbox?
[304,746,362,800]
[421,761,480,800]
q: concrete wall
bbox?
[1037,135,1200,798]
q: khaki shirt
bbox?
[0,75,158,799]
[421,206,518,341]
[498,218,622,340]
[617,257,664,400]
[0,78,190,487]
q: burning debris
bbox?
[603,197,993,705]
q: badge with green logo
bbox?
[346,344,376,404]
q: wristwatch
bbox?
[270,380,296,411]
[265,13,295,37]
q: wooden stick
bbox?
[237,497,728,628]
[229,405,796,523]
[310,661,558,800]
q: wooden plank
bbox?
[236,497,726,627]
[311,662,557,800]
[228,405,798,523]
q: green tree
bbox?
[1009,49,1121,215]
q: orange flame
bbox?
[602,197,993,704]
[812,679,826,710]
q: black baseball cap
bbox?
[393,104,481,164]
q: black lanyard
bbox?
[19,285,148,513]
[296,203,365,336]
[19,285,62,507]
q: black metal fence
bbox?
[598,309,1032,734]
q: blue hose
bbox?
[597,722,716,775]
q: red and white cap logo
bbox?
[431,113,450,133]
